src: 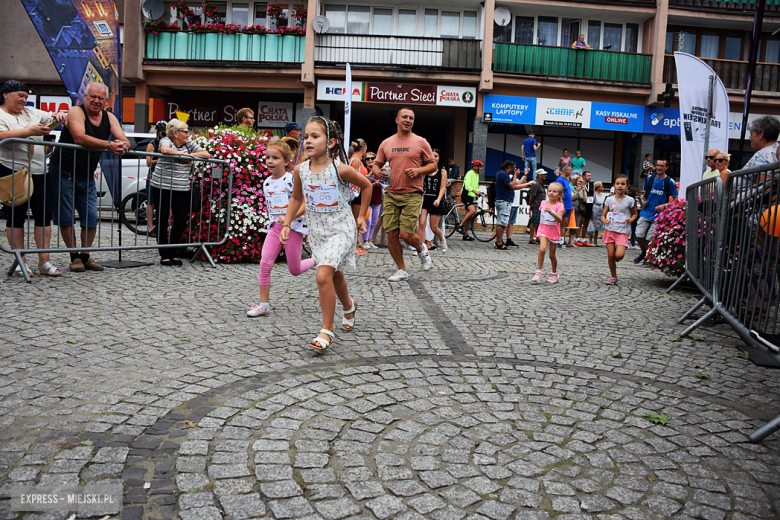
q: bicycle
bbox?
[470,193,497,242]
[443,201,464,238]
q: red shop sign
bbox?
[363,83,437,105]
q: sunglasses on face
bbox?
[705,156,715,160]
[715,158,727,163]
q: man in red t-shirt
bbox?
[373,107,438,282]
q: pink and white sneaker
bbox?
[605,277,618,285]
[247,304,270,317]
[531,270,543,283]
[546,272,559,284]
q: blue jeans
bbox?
[48,163,97,228]
[508,206,519,226]
[525,157,537,177]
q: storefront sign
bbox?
[167,102,219,125]
[257,102,294,128]
[590,102,643,132]
[642,107,681,135]
[536,98,591,128]
[40,95,72,114]
[482,95,536,125]
[317,80,476,107]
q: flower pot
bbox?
[264,34,279,61]
[204,32,219,60]
[146,34,158,58]
[158,32,172,59]
[250,34,264,61]
[173,31,189,60]
[281,35,296,62]
[237,33,249,61]
[222,34,236,60]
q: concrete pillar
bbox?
[633,133,655,187]
[479,0,495,94]
[472,117,489,182]
[649,0,669,106]
[134,82,150,133]
[300,0,318,85]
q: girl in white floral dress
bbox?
[280,117,372,350]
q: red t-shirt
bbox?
[376,133,435,194]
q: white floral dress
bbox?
[299,159,356,271]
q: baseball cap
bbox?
[535,168,546,177]
[284,122,303,134]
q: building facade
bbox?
[2,0,779,183]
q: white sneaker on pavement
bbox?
[388,269,410,282]
[441,238,448,253]
[418,244,433,271]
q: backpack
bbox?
[487,178,497,209]
[643,174,673,201]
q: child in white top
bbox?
[600,174,638,285]
[247,139,315,317]
[532,182,565,284]
[280,117,373,350]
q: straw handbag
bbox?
[0,167,32,207]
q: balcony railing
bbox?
[662,55,780,93]
[145,32,305,63]
[493,43,651,84]
[669,0,780,12]
[314,35,481,70]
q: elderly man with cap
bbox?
[284,122,302,141]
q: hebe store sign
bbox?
[317,80,475,107]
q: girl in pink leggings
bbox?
[248,139,315,317]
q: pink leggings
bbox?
[258,222,315,286]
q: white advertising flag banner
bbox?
[674,52,729,196]
[344,63,352,148]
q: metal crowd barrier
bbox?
[674,162,780,442]
[668,176,723,336]
[0,138,233,283]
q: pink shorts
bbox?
[536,223,561,242]
[602,230,629,247]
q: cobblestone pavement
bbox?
[2,230,780,519]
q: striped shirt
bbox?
[151,137,201,191]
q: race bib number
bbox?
[304,183,340,213]
[540,210,557,225]
[268,192,289,216]
[586,196,594,204]
[608,212,626,225]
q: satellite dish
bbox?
[312,16,330,34]
[493,7,511,27]
[142,0,165,21]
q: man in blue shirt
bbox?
[634,159,678,263]
[554,166,573,247]
[523,132,540,178]
[494,161,525,249]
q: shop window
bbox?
[398,9,417,37]
[424,9,438,37]
[372,8,391,35]
[462,11,477,39]
[724,32,742,61]
[588,21,601,50]
[441,11,459,38]
[347,6,370,34]
[625,23,638,53]
[700,31,719,59]
[254,3,267,26]
[324,4,345,34]
[537,16,558,46]
[515,16,533,45]
[603,23,622,51]
[230,3,248,26]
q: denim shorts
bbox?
[509,205,519,225]
[49,163,98,228]
[495,199,512,227]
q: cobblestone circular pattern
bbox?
[162,361,778,520]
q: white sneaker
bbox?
[441,239,448,253]
[419,244,433,271]
[388,269,410,282]
[247,304,270,317]
[408,245,416,251]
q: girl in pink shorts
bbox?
[532,182,565,284]
[600,174,638,285]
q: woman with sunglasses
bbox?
[714,152,731,184]
[362,153,383,248]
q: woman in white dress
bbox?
[280,117,373,350]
